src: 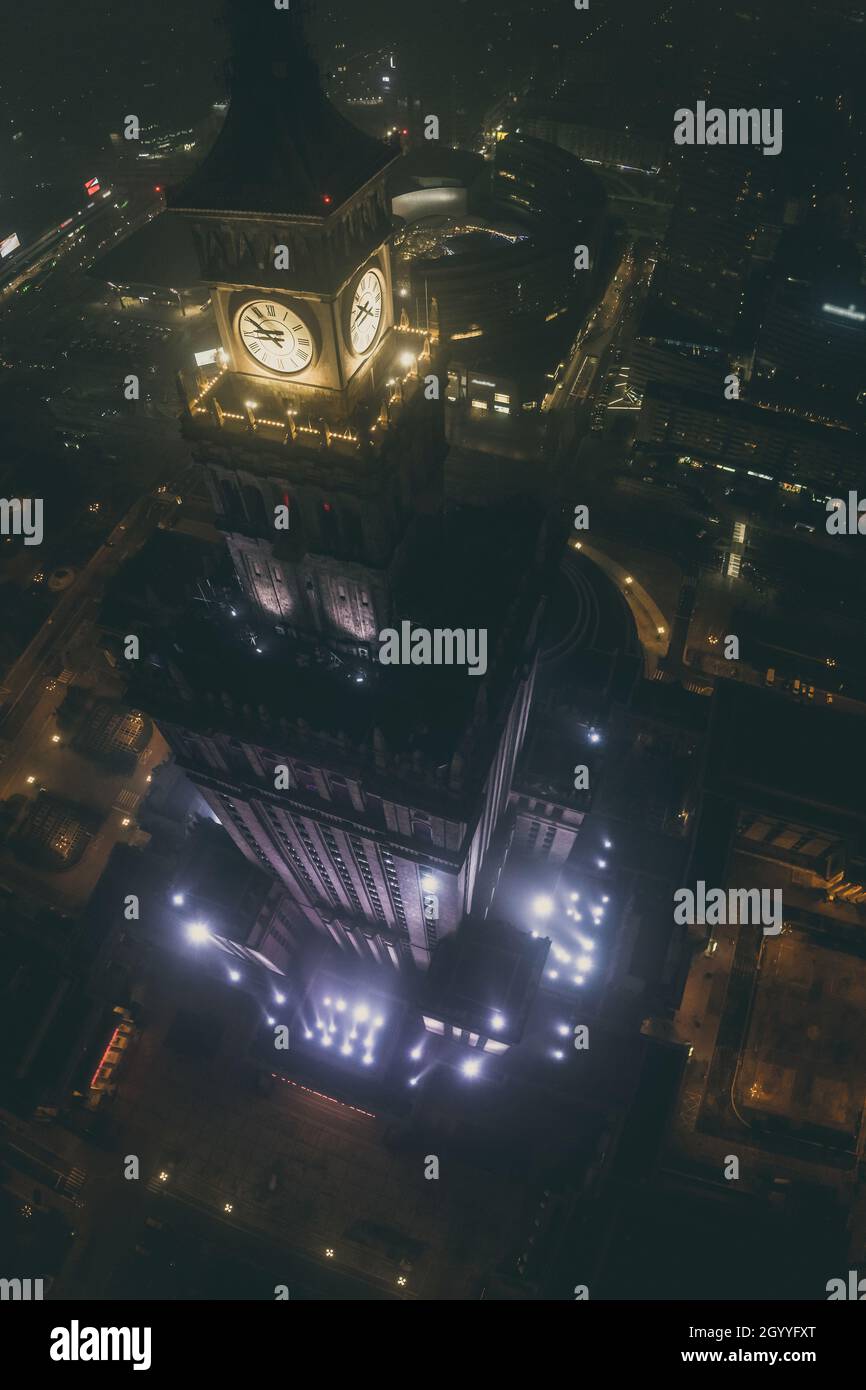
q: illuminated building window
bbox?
[471,399,488,411]
[293,764,319,795]
[483,1039,509,1054]
[411,815,433,843]
[327,774,353,807]
[494,393,510,404]
[422,1015,445,1034]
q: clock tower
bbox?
[109,2,554,982]
[170,0,444,651]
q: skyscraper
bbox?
[123,1,556,975]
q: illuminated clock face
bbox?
[237,299,314,374]
[349,270,384,355]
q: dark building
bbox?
[636,379,863,496]
[98,4,560,979]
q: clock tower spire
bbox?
[171,0,397,224]
[172,0,445,654]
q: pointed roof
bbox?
[168,1,398,219]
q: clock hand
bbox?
[248,325,285,343]
[353,301,373,324]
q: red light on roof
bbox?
[322,194,332,205]
[322,502,332,512]
[154,185,162,193]
[402,129,408,136]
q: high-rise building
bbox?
[114,2,556,977]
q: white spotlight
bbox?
[533,895,554,917]
[186,922,209,944]
[462,1058,481,1079]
